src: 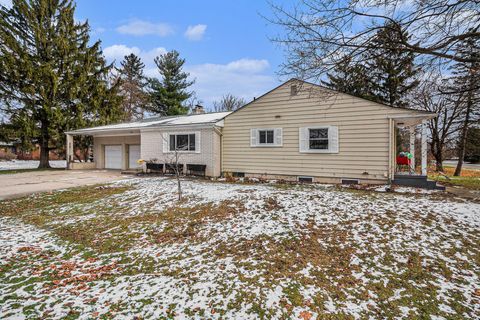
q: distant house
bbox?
[66,79,439,188]
[0,141,16,159]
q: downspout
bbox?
[388,119,393,183]
[213,126,223,177]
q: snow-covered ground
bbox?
[0,160,66,170]
[0,177,479,319]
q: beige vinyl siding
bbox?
[223,81,419,182]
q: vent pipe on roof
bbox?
[192,104,205,114]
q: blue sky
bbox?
[71,0,291,109]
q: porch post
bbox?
[421,120,427,176]
[66,134,73,170]
[409,126,416,173]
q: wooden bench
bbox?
[186,164,207,177]
[146,163,164,173]
[165,163,184,175]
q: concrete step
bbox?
[393,175,445,190]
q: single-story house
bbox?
[66,79,438,187]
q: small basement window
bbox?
[298,176,313,183]
[232,172,245,177]
[341,179,359,185]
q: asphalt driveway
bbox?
[0,170,128,200]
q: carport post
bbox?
[66,134,73,169]
[421,120,428,176]
[409,126,416,173]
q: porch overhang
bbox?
[388,112,437,179]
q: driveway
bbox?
[443,160,480,170]
[0,170,128,200]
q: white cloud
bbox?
[142,47,168,64]
[103,45,141,62]
[186,59,276,108]
[184,24,207,41]
[116,19,174,37]
[223,59,269,73]
[103,45,167,66]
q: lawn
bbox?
[429,166,480,190]
[0,177,479,319]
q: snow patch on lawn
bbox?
[0,160,66,170]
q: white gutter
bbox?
[387,113,437,119]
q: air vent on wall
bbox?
[341,179,359,185]
[298,176,313,183]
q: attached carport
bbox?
[66,127,142,171]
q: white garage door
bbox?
[129,145,141,169]
[105,145,122,169]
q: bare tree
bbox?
[268,0,480,81]
[213,94,246,112]
[161,134,187,201]
[412,75,463,171]
[166,147,184,201]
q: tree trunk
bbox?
[454,95,472,176]
[38,119,51,169]
[434,152,444,172]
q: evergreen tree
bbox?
[322,57,373,100]
[117,53,149,121]
[323,24,419,108]
[448,34,480,175]
[365,24,420,107]
[148,50,194,116]
[0,0,122,168]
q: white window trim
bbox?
[163,131,201,154]
[299,125,339,154]
[250,128,283,147]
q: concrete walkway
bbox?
[0,170,129,200]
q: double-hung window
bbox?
[250,128,283,147]
[169,133,196,151]
[309,128,329,150]
[299,126,339,153]
[259,129,275,145]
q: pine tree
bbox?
[365,24,420,107]
[322,57,374,100]
[448,34,480,176]
[323,24,419,108]
[117,53,149,121]
[147,50,194,116]
[0,0,122,168]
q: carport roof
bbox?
[66,111,231,135]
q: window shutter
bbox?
[329,126,339,153]
[274,128,283,146]
[195,131,201,153]
[299,127,308,152]
[250,129,258,147]
[162,133,169,153]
